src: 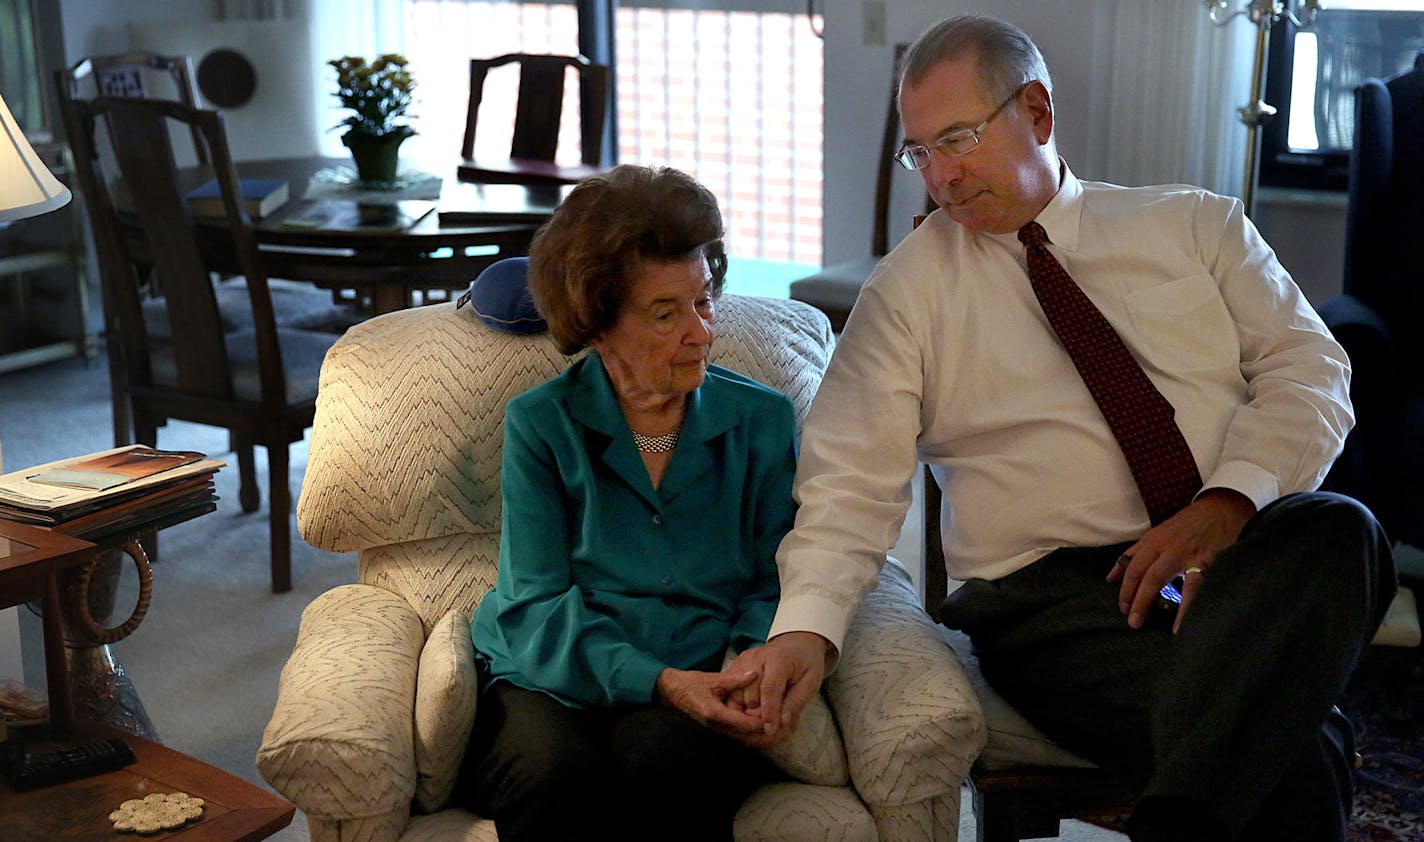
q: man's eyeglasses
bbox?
[893,83,1028,171]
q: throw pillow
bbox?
[413,609,479,812]
[723,649,849,786]
[458,257,546,334]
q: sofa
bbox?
[256,293,986,840]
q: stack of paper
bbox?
[0,446,226,541]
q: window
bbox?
[1259,2,1424,191]
[615,3,822,265]
[401,0,823,268]
[0,0,43,133]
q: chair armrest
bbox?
[826,558,987,809]
[1317,292,1401,407]
[1317,293,1392,345]
[257,584,425,820]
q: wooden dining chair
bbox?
[790,44,932,332]
[921,464,1138,841]
[457,53,611,186]
[53,90,339,593]
[60,52,208,165]
[58,56,365,450]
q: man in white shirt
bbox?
[734,14,1396,842]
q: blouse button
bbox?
[651,514,663,526]
[661,576,674,586]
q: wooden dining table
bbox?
[183,156,568,313]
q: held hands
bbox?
[653,667,772,744]
[1108,488,1256,633]
[721,631,833,746]
[655,632,834,748]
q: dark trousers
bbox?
[454,681,781,842]
[941,492,1396,841]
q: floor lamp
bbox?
[1203,0,1322,217]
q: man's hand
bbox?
[723,631,833,745]
[654,667,769,742]
[1108,489,1255,633]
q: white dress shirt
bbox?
[769,165,1353,652]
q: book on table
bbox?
[276,198,435,232]
[0,446,226,524]
[186,178,290,219]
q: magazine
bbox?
[0,446,225,516]
[27,446,205,491]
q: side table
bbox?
[1,721,295,841]
[0,450,221,740]
[0,520,97,735]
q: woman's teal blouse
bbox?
[470,354,799,708]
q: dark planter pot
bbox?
[342,129,412,184]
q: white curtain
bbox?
[282,0,409,158]
[1082,1,1254,198]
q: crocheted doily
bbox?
[109,791,205,834]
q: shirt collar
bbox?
[1032,159,1083,251]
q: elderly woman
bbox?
[456,165,797,841]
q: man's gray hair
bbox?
[899,15,1052,104]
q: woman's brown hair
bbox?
[527,164,728,354]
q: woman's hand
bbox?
[654,667,780,746]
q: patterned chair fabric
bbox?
[257,295,986,841]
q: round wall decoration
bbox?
[197,48,257,108]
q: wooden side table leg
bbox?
[41,574,75,736]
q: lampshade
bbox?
[0,91,72,222]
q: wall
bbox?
[56,0,215,65]
[820,0,1108,267]
[1252,189,1347,306]
[819,0,1347,304]
[54,1,322,161]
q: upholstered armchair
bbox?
[257,294,986,841]
[1318,51,1424,551]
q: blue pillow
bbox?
[458,257,547,334]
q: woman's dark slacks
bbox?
[941,492,1396,841]
[455,681,780,842]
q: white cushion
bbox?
[1370,586,1421,648]
[413,609,479,812]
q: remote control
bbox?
[5,737,136,791]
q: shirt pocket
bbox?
[1124,273,1239,374]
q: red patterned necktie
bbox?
[1018,221,1202,525]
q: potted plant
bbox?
[329,54,416,184]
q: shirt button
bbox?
[661,576,673,586]
[652,514,663,525]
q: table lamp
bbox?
[0,90,72,221]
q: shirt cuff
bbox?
[611,653,670,705]
[767,593,852,673]
[1200,459,1280,512]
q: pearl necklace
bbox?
[632,424,682,454]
